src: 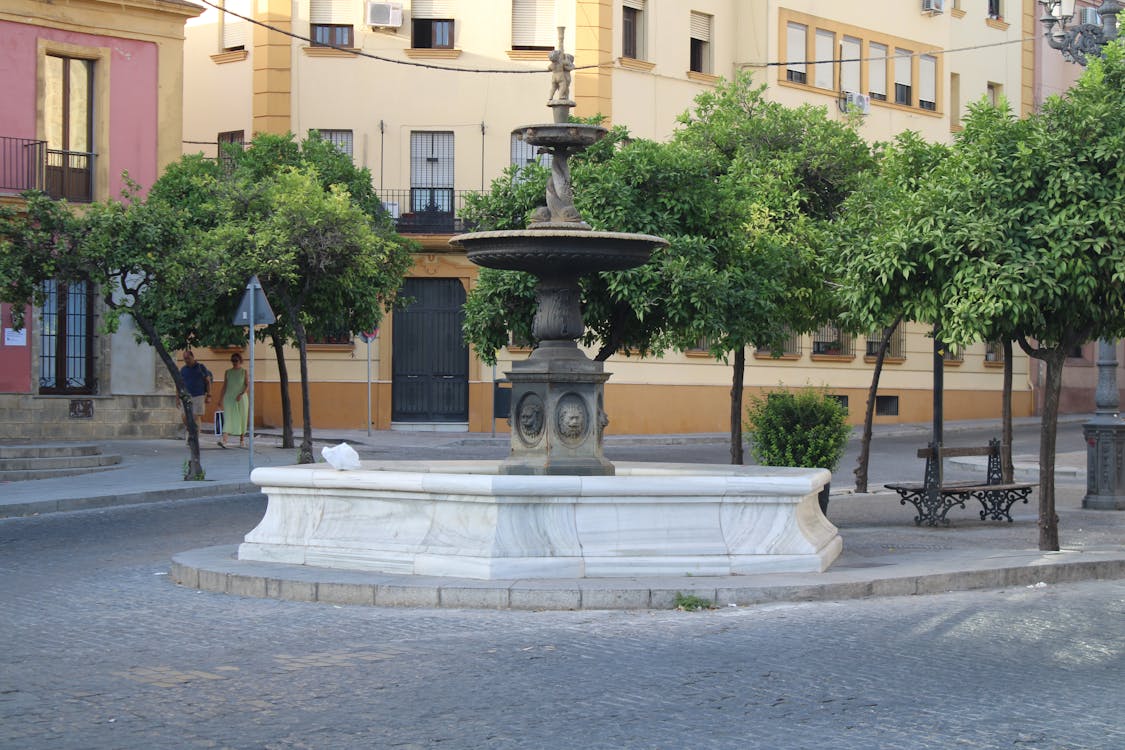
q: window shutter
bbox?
[413,0,454,19]
[310,0,350,24]
[689,12,711,42]
[869,42,887,97]
[814,29,834,89]
[919,54,936,103]
[895,49,912,87]
[622,0,645,10]
[786,22,806,76]
[512,0,556,48]
[222,0,250,50]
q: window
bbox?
[868,42,887,101]
[689,12,712,74]
[988,0,1002,19]
[786,22,807,83]
[875,395,899,416]
[311,129,354,159]
[623,0,645,60]
[44,55,94,203]
[412,1,455,49]
[894,48,912,106]
[755,329,802,357]
[510,132,550,179]
[310,0,353,47]
[812,324,854,356]
[919,54,937,111]
[841,36,861,93]
[814,29,835,90]
[987,81,1002,107]
[217,130,244,166]
[409,131,455,232]
[950,72,961,127]
[512,0,555,50]
[311,24,354,47]
[221,0,250,51]
[39,279,95,395]
[985,340,1006,363]
[866,326,906,359]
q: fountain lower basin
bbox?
[238,461,841,579]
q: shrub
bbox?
[745,386,850,471]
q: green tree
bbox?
[0,186,225,479]
[936,44,1125,550]
[463,74,873,462]
[833,132,950,492]
[154,133,413,459]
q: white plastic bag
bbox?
[321,442,362,470]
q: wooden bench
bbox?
[885,438,1034,527]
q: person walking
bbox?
[217,353,249,448]
[179,350,212,440]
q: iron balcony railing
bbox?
[0,136,94,203]
[0,136,46,194]
[376,188,479,234]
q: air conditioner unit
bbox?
[1079,7,1102,26]
[366,1,403,28]
[922,0,945,13]
[842,91,871,115]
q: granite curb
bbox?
[170,543,1125,611]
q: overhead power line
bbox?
[196,0,1035,75]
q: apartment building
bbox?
[180,1,1041,434]
[0,0,201,440]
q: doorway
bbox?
[392,278,469,424]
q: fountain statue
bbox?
[233,31,841,581]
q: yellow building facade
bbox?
[181,0,1038,434]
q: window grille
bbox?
[812,324,854,356]
[410,131,455,226]
[39,279,95,394]
[985,340,1006,363]
[312,129,353,158]
[866,325,905,359]
[510,133,551,179]
[756,330,802,357]
[875,395,899,416]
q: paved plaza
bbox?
[1,418,1123,748]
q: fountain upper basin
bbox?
[238,460,841,580]
[450,229,667,275]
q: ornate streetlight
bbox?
[1038,0,1125,509]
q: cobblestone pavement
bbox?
[2,496,1122,749]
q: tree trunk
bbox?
[269,327,294,449]
[1002,339,1014,483]
[133,312,204,480]
[855,317,901,493]
[1037,349,1064,551]
[730,347,746,465]
[290,311,315,464]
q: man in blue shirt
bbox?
[179,350,213,437]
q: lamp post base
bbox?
[1083,417,1125,509]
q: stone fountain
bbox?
[235,32,841,581]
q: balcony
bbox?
[0,136,94,203]
[377,188,478,235]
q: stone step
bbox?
[0,443,102,459]
[0,454,123,472]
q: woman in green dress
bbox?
[217,353,249,448]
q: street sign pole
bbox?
[233,275,276,474]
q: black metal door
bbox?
[392,278,469,422]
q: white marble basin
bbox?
[239,461,841,579]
